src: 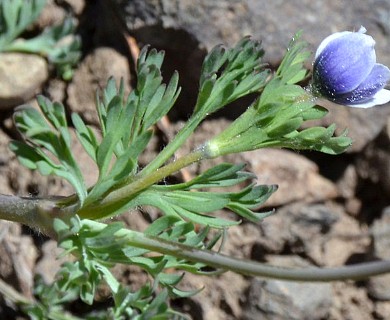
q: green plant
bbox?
[0,31,389,319]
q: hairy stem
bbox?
[77,149,205,219]
[0,148,206,234]
[0,194,71,238]
[83,219,390,282]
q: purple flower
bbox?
[312,27,390,108]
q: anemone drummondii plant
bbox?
[1,29,390,319]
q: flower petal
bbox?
[315,27,367,58]
[315,31,352,59]
[335,64,390,105]
[344,89,390,108]
[313,31,376,95]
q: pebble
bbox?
[0,53,48,109]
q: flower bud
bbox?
[312,27,390,108]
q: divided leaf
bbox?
[135,167,277,228]
[194,36,269,115]
[11,100,87,203]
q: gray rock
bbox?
[371,207,390,260]
[367,208,390,301]
[0,53,48,109]
[242,277,333,320]
[292,203,369,266]
[368,274,390,301]
[254,211,292,255]
[294,204,339,233]
[253,202,369,267]
[318,212,370,267]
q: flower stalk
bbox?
[83,219,390,282]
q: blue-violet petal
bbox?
[313,33,376,95]
[333,64,390,105]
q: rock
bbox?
[252,202,369,267]
[252,210,292,256]
[336,164,358,199]
[287,204,339,264]
[356,124,390,199]
[67,47,131,125]
[35,240,68,284]
[0,222,37,298]
[243,148,338,206]
[374,301,390,319]
[223,223,264,259]
[370,207,390,260]
[35,0,67,29]
[246,0,390,68]
[175,271,248,320]
[291,203,369,266]
[293,203,339,232]
[242,277,333,320]
[331,281,374,320]
[336,164,362,216]
[46,79,67,103]
[367,207,390,301]
[368,274,390,301]
[0,222,16,280]
[319,210,370,267]
[0,128,17,195]
[0,53,48,109]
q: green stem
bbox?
[0,148,205,233]
[140,112,205,177]
[78,149,205,219]
[84,219,390,282]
